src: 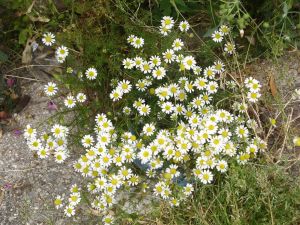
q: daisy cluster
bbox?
[211,25,236,54]
[25,17,266,223]
[24,124,69,163]
[41,32,69,63]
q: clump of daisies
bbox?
[24,124,69,163]
[25,17,267,223]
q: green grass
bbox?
[138,162,300,225]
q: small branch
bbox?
[4,74,44,82]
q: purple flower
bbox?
[3,183,13,190]
[6,78,15,88]
[13,129,23,136]
[48,101,58,111]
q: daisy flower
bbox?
[172,38,184,51]
[203,66,215,78]
[161,16,174,29]
[161,101,174,114]
[143,123,155,136]
[24,124,36,139]
[127,34,136,44]
[56,46,69,58]
[44,82,58,97]
[247,92,261,103]
[236,125,249,138]
[118,80,132,93]
[123,106,131,115]
[110,89,123,101]
[64,95,76,108]
[160,25,171,36]
[132,37,144,48]
[54,195,64,209]
[199,169,213,184]
[179,21,190,32]
[219,25,230,35]
[183,56,196,70]
[69,192,81,206]
[214,61,225,74]
[212,31,223,43]
[85,67,98,80]
[207,81,218,94]
[128,175,139,186]
[133,56,144,68]
[54,150,67,163]
[216,160,228,173]
[136,79,147,91]
[139,147,152,164]
[76,93,87,103]
[37,147,49,159]
[138,104,151,116]
[64,204,75,217]
[224,42,236,54]
[56,55,66,63]
[152,67,166,79]
[140,61,152,74]
[183,184,194,196]
[133,98,145,109]
[42,32,55,46]
[193,66,202,75]
[28,138,42,151]
[122,58,134,69]
[149,55,161,67]
[81,135,94,148]
[103,215,114,225]
[163,49,176,63]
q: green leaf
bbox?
[203,26,218,37]
[18,29,28,45]
[0,51,8,62]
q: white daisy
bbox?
[212,31,223,43]
[161,16,174,29]
[56,46,69,58]
[118,80,132,93]
[44,82,58,97]
[199,169,213,184]
[224,42,236,54]
[179,21,190,32]
[138,104,151,116]
[143,123,156,136]
[152,67,166,79]
[183,56,196,70]
[110,88,123,101]
[64,95,76,108]
[172,38,184,51]
[42,32,55,46]
[132,37,144,48]
[163,49,176,63]
[76,93,87,103]
[64,205,75,217]
[122,58,134,69]
[85,67,98,80]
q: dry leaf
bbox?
[269,73,278,97]
[245,35,256,45]
[22,39,33,64]
[28,14,50,23]
[0,111,8,120]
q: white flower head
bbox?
[85,67,98,80]
[42,32,55,46]
[179,21,190,32]
[44,82,58,97]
